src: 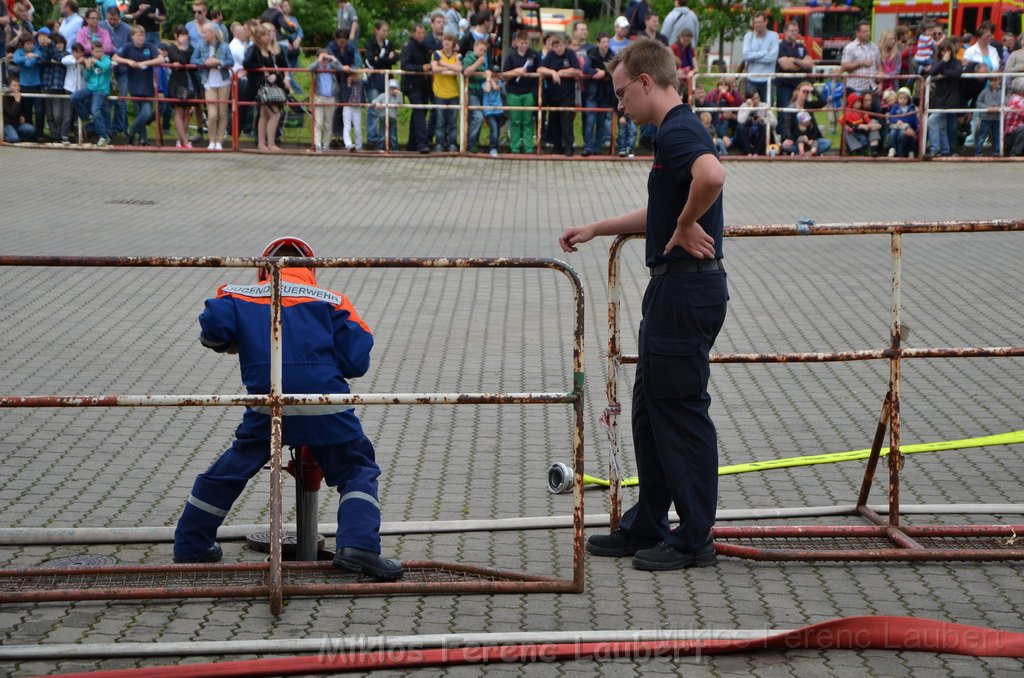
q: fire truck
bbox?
[775,4,863,63]
[872,0,1024,41]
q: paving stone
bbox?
[0,152,1022,677]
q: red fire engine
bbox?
[872,0,1023,41]
[775,4,863,63]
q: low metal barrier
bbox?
[0,255,587,614]
[5,64,1021,160]
[603,220,1024,560]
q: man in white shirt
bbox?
[58,0,84,51]
[840,20,881,94]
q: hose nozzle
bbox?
[547,462,574,494]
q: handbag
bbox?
[256,82,287,106]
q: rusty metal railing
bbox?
[605,219,1024,560]
[0,256,586,613]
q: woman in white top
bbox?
[192,22,234,149]
[963,26,1001,73]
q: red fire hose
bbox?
[47,616,1024,677]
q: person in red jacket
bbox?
[173,237,403,581]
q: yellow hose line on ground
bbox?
[584,430,1024,488]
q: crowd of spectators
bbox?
[3,0,1023,157]
[718,12,1024,157]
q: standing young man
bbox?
[559,38,728,572]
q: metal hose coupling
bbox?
[547,462,574,494]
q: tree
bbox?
[162,0,434,48]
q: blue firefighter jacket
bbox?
[198,268,372,446]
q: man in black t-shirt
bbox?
[559,38,728,572]
[126,0,166,51]
[501,30,539,153]
[776,20,815,112]
[538,34,579,156]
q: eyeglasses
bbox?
[614,74,644,102]
[193,9,205,14]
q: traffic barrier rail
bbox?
[602,219,1024,560]
[0,255,587,614]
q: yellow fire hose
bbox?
[547,430,1024,493]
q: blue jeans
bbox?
[927,111,957,156]
[434,96,458,149]
[71,89,111,138]
[887,128,917,157]
[4,122,36,142]
[974,119,1000,155]
[380,116,398,150]
[747,79,768,102]
[482,113,500,150]
[618,116,636,152]
[583,98,610,153]
[111,70,129,134]
[365,87,382,145]
[467,92,484,151]
[128,99,155,142]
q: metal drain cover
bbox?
[246,531,325,554]
[40,554,118,568]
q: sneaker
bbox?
[96,137,110,148]
[434,144,443,153]
[61,136,70,145]
[887,148,896,157]
[489,148,498,157]
[627,151,635,158]
[173,543,223,564]
[586,528,660,558]
[315,144,324,153]
[632,541,717,571]
[617,149,627,158]
[448,144,458,153]
[333,547,404,581]
[908,151,915,159]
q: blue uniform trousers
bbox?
[174,430,383,560]
[618,269,728,554]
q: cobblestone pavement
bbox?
[1,148,1022,677]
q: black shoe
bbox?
[333,547,404,581]
[632,541,717,571]
[586,529,661,557]
[173,543,223,564]
[418,146,431,154]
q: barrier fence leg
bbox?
[268,264,284,615]
[887,231,904,528]
[856,390,891,515]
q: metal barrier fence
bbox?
[604,219,1024,560]
[0,255,586,614]
[3,65,1021,159]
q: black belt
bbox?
[650,259,724,276]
